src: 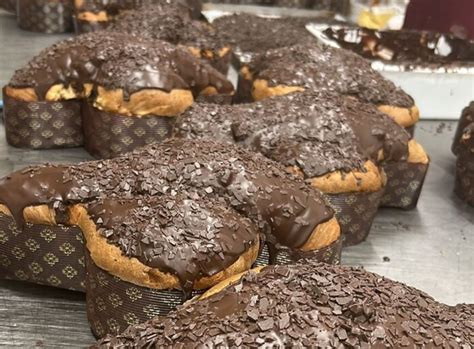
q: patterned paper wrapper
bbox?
[85,252,203,338]
[381,160,429,209]
[0,213,86,292]
[81,102,175,159]
[73,17,109,34]
[17,0,73,33]
[326,188,385,247]
[0,0,16,13]
[3,92,83,149]
[254,236,342,267]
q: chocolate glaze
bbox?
[0,166,79,226]
[94,261,474,348]
[8,32,233,101]
[250,42,414,108]
[342,96,410,161]
[323,27,474,67]
[176,91,368,178]
[0,139,334,293]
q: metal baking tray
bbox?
[307,23,474,120]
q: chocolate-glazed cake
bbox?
[176,91,387,246]
[73,0,203,33]
[94,260,474,348]
[3,32,233,157]
[0,138,340,336]
[108,4,232,75]
[453,102,474,206]
[247,41,420,131]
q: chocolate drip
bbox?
[250,42,414,108]
[342,96,409,161]
[94,261,474,348]
[0,166,78,226]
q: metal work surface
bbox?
[0,8,473,349]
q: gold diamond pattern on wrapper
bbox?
[3,93,83,150]
[0,214,86,292]
[381,161,429,209]
[85,251,203,338]
[82,103,175,159]
[327,188,386,246]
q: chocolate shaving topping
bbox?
[94,261,474,348]
[176,90,370,178]
[249,40,414,108]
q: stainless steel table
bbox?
[0,8,473,349]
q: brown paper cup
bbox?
[254,236,342,267]
[73,17,109,34]
[381,160,429,209]
[0,213,86,292]
[3,92,83,149]
[81,102,175,159]
[85,251,203,338]
[17,0,73,33]
[326,188,385,246]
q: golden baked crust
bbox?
[407,139,429,164]
[300,216,340,251]
[200,266,265,300]
[5,86,38,102]
[94,86,194,117]
[252,79,305,101]
[289,160,385,194]
[76,11,109,22]
[378,105,420,127]
[5,84,93,102]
